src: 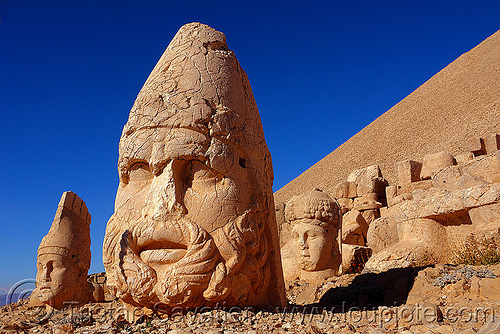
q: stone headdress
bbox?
[285,188,341,230]
[38,191,91,271]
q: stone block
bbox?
[462,151,500,183]
[436,172,490,191]
[398,179,434,195]
[479,278,500,301]
[337,197,353,215]
[455,152,474,165]
[468,137,486,156]
[347,165,387,197]
[380,207,389,217]
[398,218,446,246]
[390,192,413,207]
[333,181,357,199]
[468,202,500,230]
[341,244,372,274]
[280,240,299,282]
[397,160,422,184]
[360,177,388,198]
[386,185,398,207]
[420,151,456,180]
[353,193,383,211]
[412,188,446,201]
[295,284,318,305]
[342,210,368,246]
[432,151,500,190]
[366,216,399,253]
[391,184,500,224]
[361,209,381,225]
[280,222,292,248]
[347,164,381,183]
[275,202,288,247]
[485,133,500,154]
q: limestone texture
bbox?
[6,264,500,333]
[397,160,422,185]
[30,192,104,309]
[365,150,500,272]
[341,210,368,246]
[341,244,372,274]
[420,151,456,180]
[103,23,286,310]
[485,133,500,154]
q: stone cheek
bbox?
[103,23,285,309]
[291,221,332,271]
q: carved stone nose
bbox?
[146,159,187,219]
[298,237,308,249]
[42,266,51,281]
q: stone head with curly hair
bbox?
[285,188,342,280]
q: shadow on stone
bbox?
[318,266,428,311]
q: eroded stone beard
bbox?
[103,210,270,309]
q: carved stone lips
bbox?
[139,249,187,265]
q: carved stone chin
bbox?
[103,22,286,309]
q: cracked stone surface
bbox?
[365,154,500,273]
[30,192,104,309]
[103,22,285,310]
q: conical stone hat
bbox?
[38,191,91,270]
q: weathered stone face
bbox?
[283,189,341,281]
[30,192,99,309]
[35,253,81,305]
[291,219,333,271]
[103,23,285,309]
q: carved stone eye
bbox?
[239,157,246,168]
[126,162,153,184]
[184,160,220,189]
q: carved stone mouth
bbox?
[300,252,310,258]
[139,249,187,265]
[135,231,189,265]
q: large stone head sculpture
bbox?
[31,192,95,309]
[103,23,286,309]
[285,189,341,281]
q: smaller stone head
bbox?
[285,189,341,276]
[34,192,92,309]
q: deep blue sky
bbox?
[1,1,499,290]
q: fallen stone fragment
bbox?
[397,160,422,185]
[485,133,500,154]
[420,151,456,180]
